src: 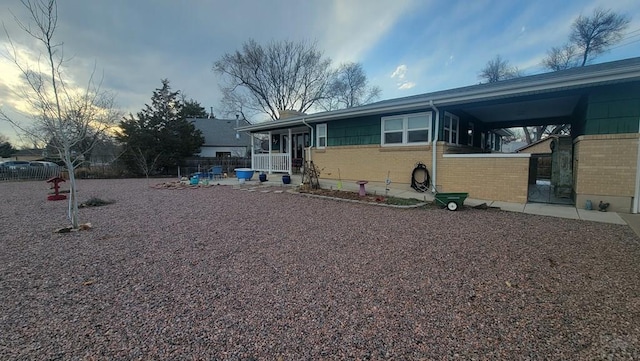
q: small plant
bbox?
[79,197,115,208]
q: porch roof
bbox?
[237,57,640,132]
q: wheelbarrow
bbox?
[434,192,468,211]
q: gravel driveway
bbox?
[1,178,639,360]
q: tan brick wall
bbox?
[438,154,529,203]
[573,133,638,212]
[310,142,529,203]
[311,144,433,184]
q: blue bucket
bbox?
[234,168,254,180]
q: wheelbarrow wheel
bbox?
[446,201,458,211]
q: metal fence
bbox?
[0,166,63,181]
[179,157,251,178]
[0,157,253,181]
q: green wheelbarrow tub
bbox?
[434,192,469,211]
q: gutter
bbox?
[429,100,439,193]
[236,59,640,133]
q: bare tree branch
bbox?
[214,39,333,120]
[318,62,381,111]
[542,43,580,71]
[571,7,630,66]
[479,55,520,83]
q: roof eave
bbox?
[237,60,640,133]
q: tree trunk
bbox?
[63,151,80,229]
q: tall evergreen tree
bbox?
[180,98,209,118]
[0,135,16,158]
[116,79,204,175]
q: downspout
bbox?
[428,100,439,192]
[634,117,640,213]
[302,118,314,163]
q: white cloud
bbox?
[445,55,455,67]
[391,64,407,79]
[390,64,415,90]
[398,82,416,90]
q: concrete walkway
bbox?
[211,174,634,231]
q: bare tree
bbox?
[318,62,381,111]
[479,55,520,83]
[217,85,256,121]
[214,39,333,120]
[131,147,161,181]
[571,8,631,66]
[542,43,579,71]
[0,0,120,229]
[542,8,631,70]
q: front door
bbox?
[281,133,309,160]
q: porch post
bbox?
[250,133,255,170]
[288,128,292,175]
[268,131,273,174]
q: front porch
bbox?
[252,153,292,173]
[249,127,309,174]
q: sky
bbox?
[1,0,639,146]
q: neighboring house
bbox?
[190,117,252,157]
[237,57,640,213]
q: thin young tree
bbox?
[0,0,120,229]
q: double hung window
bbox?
[381,112,431,146]
[316,123,327,148]
[443,112,459,145]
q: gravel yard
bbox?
[1,178,639,360]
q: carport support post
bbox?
[634,118,640,213]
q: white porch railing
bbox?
[252,153,290,173]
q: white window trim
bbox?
[316,123,327,149]
[381,112,431,146]
[443,112,460,145]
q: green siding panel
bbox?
[584,83,640,135]
[327,115,381,146]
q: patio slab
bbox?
[579,209,627,225]
[523,203,580,220]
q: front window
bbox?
[443,112,459,145]
[381,112,431,146]
[316,123,327,148]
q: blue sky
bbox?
[1,0,639,145]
